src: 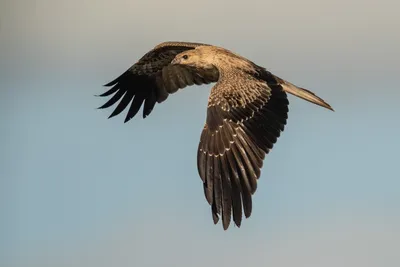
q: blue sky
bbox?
[1,1,400,266]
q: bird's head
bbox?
[170,47,215,69]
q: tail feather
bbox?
[276,76,334,111]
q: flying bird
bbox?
[97,41,334,230]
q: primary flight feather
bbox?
[97,41,334,230]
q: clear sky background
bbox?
[1,0,399,266]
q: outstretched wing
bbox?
[197,68,289,230]
[97,41,219,122]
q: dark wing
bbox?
[197,68,289,230]
[97,41,219,122]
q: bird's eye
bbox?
[182,55,189,60]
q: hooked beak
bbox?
[170,57,180,65]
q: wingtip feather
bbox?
[124,116,133,123]
[103,78,118,87]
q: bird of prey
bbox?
[97,41,333,230]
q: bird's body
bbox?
[98,41,333,230]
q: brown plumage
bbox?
[97,41,334,230]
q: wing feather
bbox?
[197,68,289,229]
[108,90,134,119]
[98,42,219,122]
